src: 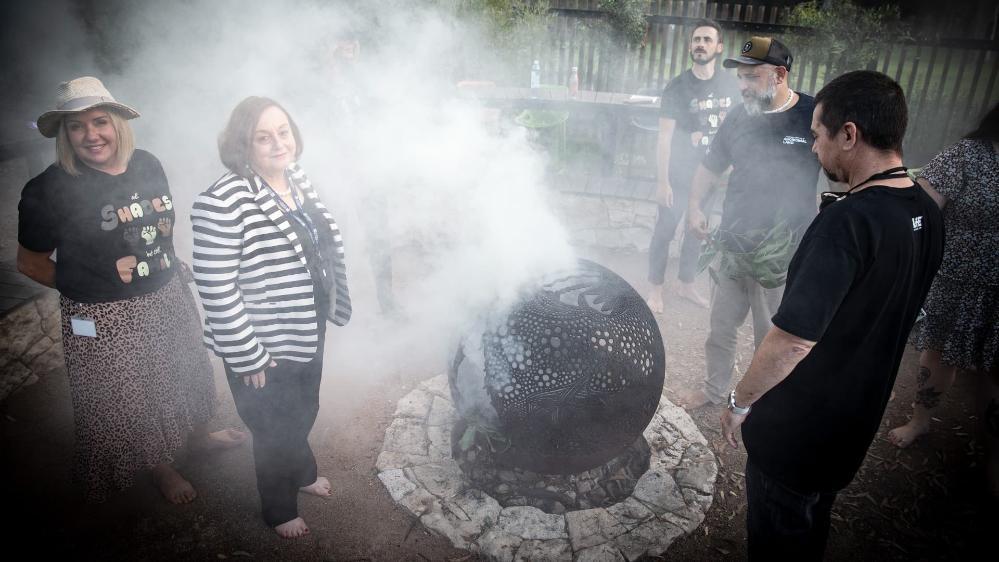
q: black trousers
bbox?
[746,458,838,561]
[226,330,325,527]
[648,180,703,285]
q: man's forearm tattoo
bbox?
[914,366,943,409]
[985,399,999,438]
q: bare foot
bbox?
[151,463,196,504]
[646,289,664,314]
[676,282,709,309]
[300,476,333,498]
[190,428,248,453]
[675,389,712,411]
[887,419,930,448]
[274,517,310,539]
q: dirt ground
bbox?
[1,240,993,560]
[594,250,995,562]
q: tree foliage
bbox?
[433,0,553,56]
[597,0,647,47]
[785,0,909,76]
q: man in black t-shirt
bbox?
[720,71,943,559]
[647,18,739,313]
[679,36,820,410]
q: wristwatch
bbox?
[727,390,751,415]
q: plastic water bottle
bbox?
[569,66,579,98]
[530,60,541,89]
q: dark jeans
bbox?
[226,325,326,527]
[746,458,838,561]
[648,201,701,285]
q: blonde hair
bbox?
[55,108,136,176]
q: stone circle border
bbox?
[376,374,717,561]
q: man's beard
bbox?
[743,72,778,116]
[823,167,843,183]
[689,49,717,65]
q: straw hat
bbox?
[35,76,140,138]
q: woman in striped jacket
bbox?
[191,96,351,538]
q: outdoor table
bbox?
[456,85,660,116]
[457,86,661,195]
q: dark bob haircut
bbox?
[966,102,999,143]
[218,96,303,175]
[815,70,907,154]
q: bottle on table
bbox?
[569,66,579,98]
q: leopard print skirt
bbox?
[60,274,218,502]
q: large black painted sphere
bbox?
[452,259,665,474]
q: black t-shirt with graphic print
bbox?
[702,93,820,249]
[742,184,943,492]
[18,149,177,303]
[659,68,740,189]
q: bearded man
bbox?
[646,18,739,313]
[677,36,821,410]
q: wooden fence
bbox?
[533,0,999,164]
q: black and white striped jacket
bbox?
[191,166,351,375]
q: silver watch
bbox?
[727,390,751,415]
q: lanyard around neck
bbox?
[819,166,910,212]
[264,176,321,253]
[847,166,910,194]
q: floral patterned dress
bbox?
[915,138,999,373]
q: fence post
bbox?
[963,48,989,122]
[978,52,999,119]
[891,44,907,84]
[941,50,971,144]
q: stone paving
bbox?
[0,291,62,402]
[377,374,717,561]
[553,194,658,253]
[0,156,50,316]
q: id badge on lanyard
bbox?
[267,180,331,287]
[70,316,97,338]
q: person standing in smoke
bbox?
[191,97,352,538]
[17,76,246,504]
[887,103,999,495]
[646,18,739,313]
[679,37,820,410]
[325,30,397,316]
[720,70,943,559]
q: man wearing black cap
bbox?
[719,70,943,558]
[677,36,820,411]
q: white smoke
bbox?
[29,0,576,379]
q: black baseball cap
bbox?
[723,36,793,71]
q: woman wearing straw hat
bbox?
[191,96,351,538]
[16,76,246,504]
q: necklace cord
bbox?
[765,90,794,114]
[847,166,909,193]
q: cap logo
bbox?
[742,41,752,53]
